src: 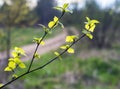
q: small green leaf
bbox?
[48,16,59,28]
[12,74,18,79]
[54,16,59,22]
[38,24,49,32]
[60,45,68,49]
[54,52,60,56]
[34,53,41,59]
[58,22,64,28]
[85,17,99,32]
[0,83,3,88]
[67,48,74,53]
[53,3,72,14]
[86,16,90,22]
[66,35,77,42]
[18,63,26,68]
[48,21,55,28]
[60,45,74,53]
[4,67,12,71]
[65,9,73,14]
[12,52,18,57]
[38,24,46,28]
[53,6,63,12]
[8,61,16,69]
[33,37,45,45]
[86,33,93,39]
[82,29,91,34]
[82,29,93,39]
[54,52,62,60]
[63,3,69,9]
[14,47,25,56]
[14,58,21,64]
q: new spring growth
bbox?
[60,35,78,54]
[48,3,73,29]
[12,74,18,79]
[66,35,78,43]
[54,52,62,60]
[82,17,99,39]
[0,83,3,88]
[1,3,100,89]
[34,53,41,59]
[48,16,64,29]
[33,37,45,45]
[4,47,26,72]
[48,16,59,28]
[60,45,74,54]
[54,3,72,13]
[54,35,77,59]
[38,24,49,33]
[39,4,72,33]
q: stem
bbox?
[30,34,85,73]
[6,27,11,59]
[27,11,65,72]
[59,11,65,20]
[27,32,47,72]
[0,34,85,89]
[0,72,28,89]
[0,11,76,89]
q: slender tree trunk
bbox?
[5,27,11,81]
[6,27,11,59]
[0,27,11,84]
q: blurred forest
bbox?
[0,0,120,89]
[0,0,120,50]
[62,0,120,48]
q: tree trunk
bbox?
[6,27,11,59]
[0,27,11,84]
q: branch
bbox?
[0,34,85,89]
[27,11,65,72]
[27,32,47,72]
[30,34,85,73]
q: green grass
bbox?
[12,52,120,89]
[11,27,62,48]
[11,27,43,47]
[16,52,79,89]
[1,26,63,51]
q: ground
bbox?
[0,32,66,61]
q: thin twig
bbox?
[0,11,66,89]
[27,32,47,72]
[29,34,85,73]
[27,11,65,72]
[0,34,85,89]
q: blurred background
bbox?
[0,0,120,89]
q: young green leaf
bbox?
[53,3,72,13]
[54,51,62,60]
[34,53,41,59]
[85,17,99,32]
[48,16,59,28]
[67,48,74,53]
[66,35,77,42]
[0,83,3,88]
[33,37,45,45]
[12,74,18,79]
[63,3,69,9]
[60,45,75,54]
[38,24,49,33]
[82,29,93,39]
[58,22,64,28]
[18,63,26,69]
[4,67,12,71]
